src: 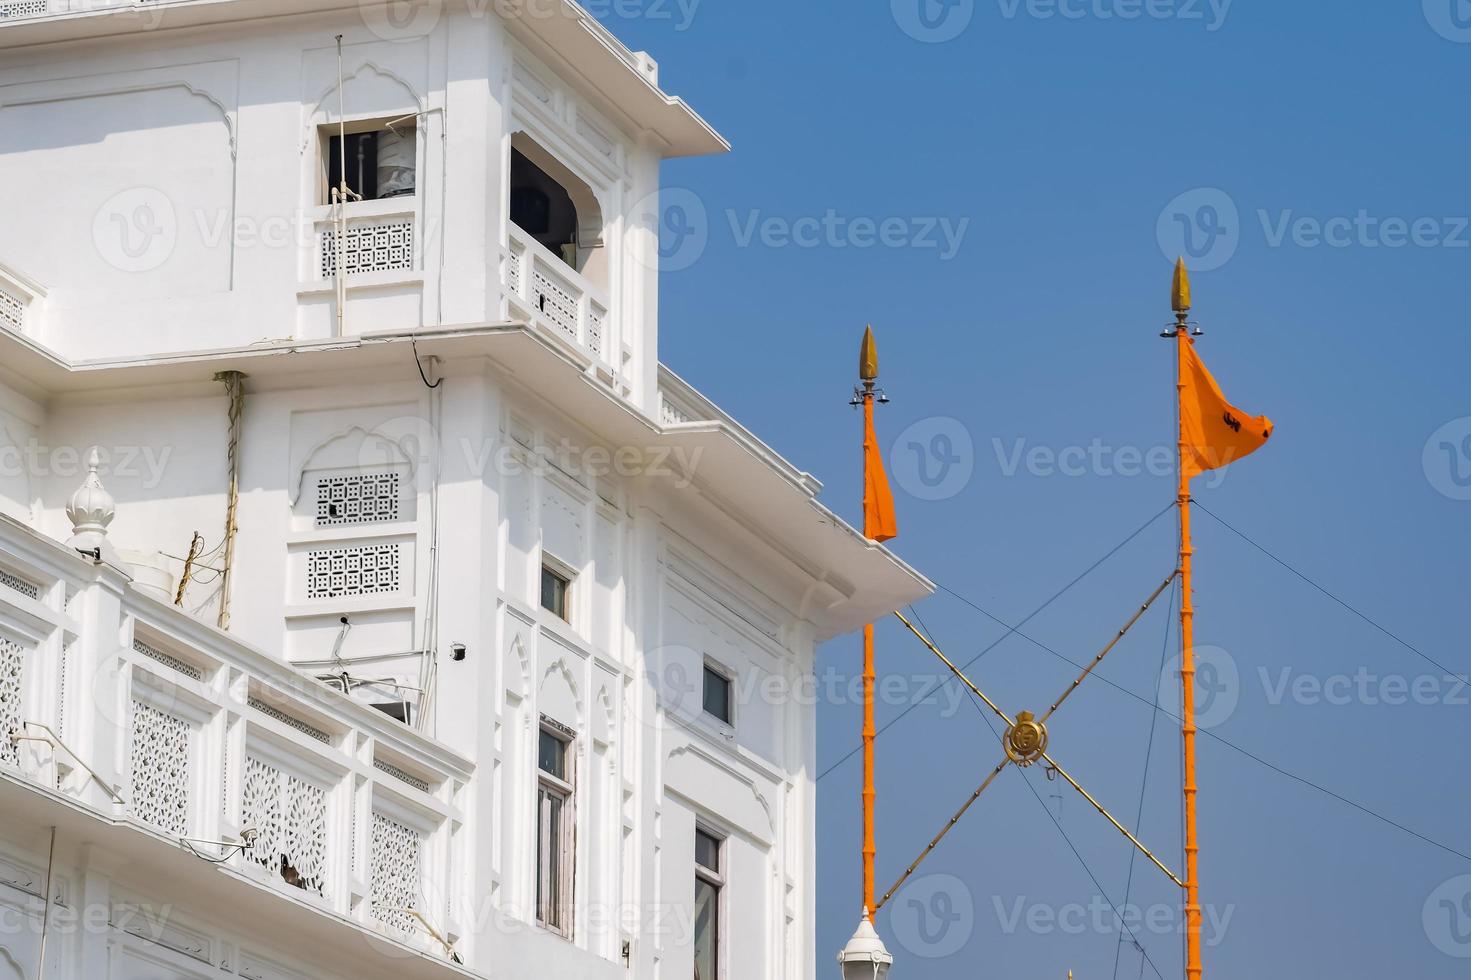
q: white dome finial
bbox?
[837,908,893,979]
[66,447,118,564]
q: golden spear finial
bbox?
[1171,257,1192,313]
[859,324,879,382]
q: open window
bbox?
[537,719,576,937]
[540,558,573,623]
[509,133,605,286]
[320,117,417,205]
[693,827,725,980]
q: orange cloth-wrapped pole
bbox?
[858,325,897,914]
[1169,258,1273,980]
[1175,328,1203,980]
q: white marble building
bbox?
[0,3,930,978]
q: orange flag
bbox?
[863,398,899,541]
[1179,337,1274,479]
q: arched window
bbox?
[509,134,605,287]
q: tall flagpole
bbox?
[858,326,881,915]
[1170,258,1204,980]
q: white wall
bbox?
[0,4,825,977]
[0,356,821,978]
[0,7,658,411]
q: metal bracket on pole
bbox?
[879,576,1184,908]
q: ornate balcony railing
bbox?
[0,510,473,965]
[505,224,609,366]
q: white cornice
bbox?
[0,0,729,158]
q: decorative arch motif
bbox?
[287,423,425,508]
[511,131,606,250]
[505,632,530,701]
[667,743,776,841]
[592,681,615,746]
[301,61,426,153]
[0,79,238,157]
[538,656,583,731]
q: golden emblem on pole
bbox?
[1004,711,1048,767]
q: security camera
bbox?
[450,643,467,662]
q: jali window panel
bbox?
[129,700,192,836]
[0,637,23,769]
[370,811,425,938]
[241,755,329,897]
[306,543,401,599]
[316,473,401,527]
[319,221,414,278]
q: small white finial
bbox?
[66,447,118,564]
[837,907,893,979]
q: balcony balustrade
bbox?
[0,493,472,966]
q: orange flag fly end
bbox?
[1179,337,1274,479]
[862,398,899,541]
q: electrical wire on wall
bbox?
[413,351,444,736]
[214,371,246,630]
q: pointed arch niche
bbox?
[509,132,608,290]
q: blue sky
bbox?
[599,2,1471,976]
